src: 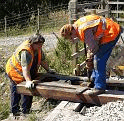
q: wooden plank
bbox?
[80,78,124,88]
[97,10,109,16]
[37,76,124,88]
[107,78,124,87]
[116,18,124,22]
[35,73,124,87]
[83,9,109,15]
[71,48,85,59]
[111,10,124,14]
[36,73,88,82]
[77,2,102,8]
[80,61,86,69]
[108,2,124,5]
[17,81,124,105]
[83,89,124,105]
[44,101,82,121]
[73,61,86,71]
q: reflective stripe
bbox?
[13,44,31,64]
[78,19,101,30]
[101,17,106,30]
[13,52,21,64]
[78,17,106,31]
[9,58,23,77]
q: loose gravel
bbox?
[84,100,124,121]
[0,33,58,51]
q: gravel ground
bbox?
[44,100,124,121]
[84,100,124,121]
[0,33,58,51]
[0,33,58,68]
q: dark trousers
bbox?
[10,81,33,114]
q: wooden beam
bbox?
[73,61,86,71]
[77,2,102,8]
[111,10,124,14]
[116,18,124,22]
[108,2,124,5]
[71,48,87,59]
[107,78,124,87]
[44,101,84,121]
[17,81,124,105]
[79,78,124,88]
[35,73,124,88]
[36,73,88,82]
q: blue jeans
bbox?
[10,81,33,114]
[92,34,120,90]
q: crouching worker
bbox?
[60,14,122,95]
[6,33,55,116]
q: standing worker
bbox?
[60,14,122,95]
[6,33,55,116]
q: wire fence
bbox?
[0,4,69,37]
[0,1,123,37]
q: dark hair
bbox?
[37,35,45,43]
[29,34,45,44]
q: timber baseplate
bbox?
[17,73,124,105]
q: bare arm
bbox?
[21,51,32,82]
[41,60,49,72]
[40,51,55,73]
[22,66,32,81]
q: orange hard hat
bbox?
[60,24,73,38]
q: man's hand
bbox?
[25,81,34,89]
[86,59,94,71]
[47,69,56,74]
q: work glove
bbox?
[25,81,35,89]
[47,68,56,74]
[86,59,94,71]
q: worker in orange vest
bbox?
[60,14,122,95]
[6,33,55,116]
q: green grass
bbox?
[0,73,10,120]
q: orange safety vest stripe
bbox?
[74,14,120,44]
[6,40,42,84]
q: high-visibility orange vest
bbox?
[6,40,41,84]
[74,14,120,44]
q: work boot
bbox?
[87,81,95,88]
[12,111,21,116]
[86,88,105,96]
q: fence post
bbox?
[37,7,40,32]
[68,0,78,24]
[116,0,119,18]
[68,0,79,72]
[4,16,7,36]
[101,0,104,11]
[101,0,109,17]
[105,0,109,17]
